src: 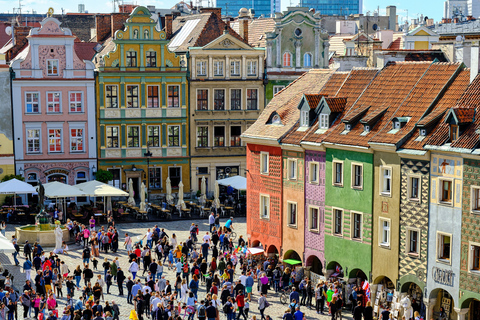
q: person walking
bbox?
[258,293,268,320]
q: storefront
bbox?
[373,276,397,318]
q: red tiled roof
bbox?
[74,42,98,61]
[305,94,324,109]
[319,72,348,96]
[360,107,388,125]
[326,97,347,112]
[387,37,401,50]
[453,107,475,124]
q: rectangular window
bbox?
[334,209,343,235]
[309,162,319,184]
[230,60,240,76]
[214,126,225,147]
[105,85,118,108]
[108,168,121,188]
[451,124,459,141]
[197,126,208,147]
[319,114,329,129]
[214,89,225,110]
[168,86,180,108]
[301,110,309,127]
[70,128,83,152]
[440,179,453,203]
[27,129,40,153]
[438,233,451,261]
[246,89,258,110]
[472,187,480,211]
[127,126,140,148]
[197,61,207,76]
[147,126,160,147]
[408,229,419,254]
[69,92,83,112]
[380,218,390,247]
[381,167,392,195]
[213,60,224,76]
[288,202,297,226]
[149,168,162,189]
[352,164,363,189]
[126,51,137,67]
[47,59,58,75]
[260,152,269,174]
[168,126,180,147]
[230,126,241,147]
[146,51,156,67]
[472,244,480,271]
[147,86,159,108]
[309,207,319,231]
[273,86,285,96]
[169,167,181,188]
[260,194,270,219]
[48,129,62,152]
[409,176,420,201]
[106,126,119,148]
[352,212,362,239]
[287,159,297,180]
[25,92,40,113]
[333,161,343,186]
[126,85,139,108]
[230,89,241,110]
[47,92,61,113]
[247,60,257,76]
[197,89,208,110]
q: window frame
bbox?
[168,166,182,189]
[127,125,140,148]
[69,91,83,113]
[214,89,225,111]
[196,89,209,111]
[230,89,242,110]
[246,88,258,110]
[106,126,119,149]
[406,227,420,256]
[168,125,180,147]
[147,85,160,108]
[26,128,41,154]
[25,92,40,114]
[379,166,392,196]
[287,158,297,180]
[197,126,209,148]
[260,194,270,220]
[309,161,319,184]
[351,162,363,190]
[145,50,157,67]
[379,217,391,248]
[213,60,224,76]
[47,128,63,153]
[283,52,292,67]
[147,125,160,147]
[471,186,480,213]
[230,126,242,147]
[436,231,452,264]
[105,85,118,109]
[439,178,453,205]
[167,85,180,108]
[230,60,240,76]
[196,60,207,76]
[287,201,298,228]
[469,241,480,273]
[407,175,421,202]
[126,85,139,108]
[213,126,225,147]
[247,60,257,76]
[351,211,362,240]
[149,167,162,190]
[69,127,84,153]
[319,114,329,129]
[309,206,320,232]
[126,50,137,67]
[47,59,59,76]
[332,160,344,187]
[273,86,285,96]
[260,152,269,175]
[303,52,313,67]
[46,91,61,113]
[333,208,343,236]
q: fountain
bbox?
[15,182,70,246]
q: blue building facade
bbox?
[299,0,361,16]
[216,0,280,17]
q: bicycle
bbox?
[280,286,292,305]
[229,231,237,241]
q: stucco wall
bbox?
[0,69,12,141]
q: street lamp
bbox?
[144,142,153,202]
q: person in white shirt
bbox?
[143,229,153,248]
[150,293,161,315]
[239,271,247,287]
[203,232,211,244]
[208,213,215,232]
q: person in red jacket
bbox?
[236,290,247,320]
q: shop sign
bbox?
[432,267,454,286]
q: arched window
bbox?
[283,52,292,67]
[304,53,312,67]
[144,30,149,39]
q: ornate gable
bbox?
[202,33,253,50]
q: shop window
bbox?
[108,168,121,188]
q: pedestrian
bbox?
[258,292,268,320]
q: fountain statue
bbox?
[35,182,52,228]
[54,225,63,253]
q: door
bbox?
[132,177,140,201]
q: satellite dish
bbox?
[372,23,378,31]
[5,26,11,36]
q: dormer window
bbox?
[450,124,459,141]
[301,111,309,127]
[319,114,329,129]
[345,123,352,131]
[393,121,401,129]
[420,128,427,136]
[364,125,370,133]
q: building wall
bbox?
[0,67,14,180]
[282,149,305,262]
[426,153,463,310]
[246,143,282,254]
[372,150,400,284]
[398,157,430,290]
[324,148,373,277]
[304,150,326,269]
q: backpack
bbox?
[223,303,230,314]
[183,265,189,273]
[194,268,200,275]
[299,281,305,290]
[198,305,206,317]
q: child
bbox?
[92,257,98,270]
[62,241,69,255]
[244,300,249,319]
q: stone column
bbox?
[208,56,213,80]
[276,28,282,68]
[242,55,246,80]
[258,55,263,79]
[225,55,230,80]
[314,28,320,68]
[424,298,436,320]
[191,56,196,80]
[454,307,469,320]
[295,40,302,68]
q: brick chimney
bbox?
[111,13,130,36]
[239,18,249,42]
[165,14,173,39]
[7,26,30,62]
[95,14,112,43]
[200,7,222,21]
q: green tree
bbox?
[95,169,113,183]
[1,174,24,182]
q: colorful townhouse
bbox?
[10,17,97,189]
[242,69,333,259]
[96,7,189,199]
[0,53,14,181]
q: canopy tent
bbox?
[75,180,128,197]
[0,178,37,194]
[41,182,88,223]
[247,247,264,255]
[283,259,302,265]
[216,176,246,191]
[0,234,15,253]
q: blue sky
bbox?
[1,0,444,23]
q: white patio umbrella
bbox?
[41,181,88,222]
[200,176,206,203]
[166,177,173,203]
[216,176,247,191]
[128,179,135,206]
[177,181,184,206]
[75,180,128,214]
[0,178,37,209]
[0,234,15,253]
[140,182,146,211]
[214,181,220,207]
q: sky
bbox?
[1,0,444,24]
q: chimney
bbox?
[111,13,130,36]
[239,18,249,42]
[165,14,173,39]
[200,7,222,21]
[471,41,479,83]
[95,14,112,43]
[7,26,30,62]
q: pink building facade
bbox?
[11,18,96,188]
